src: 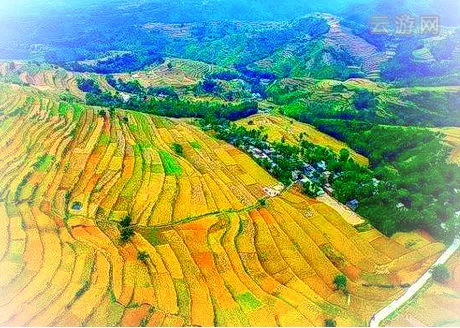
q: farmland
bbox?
[236,113,369,166]
[436,127,460,165]
[0,82,448,326]
[385,251,460,327]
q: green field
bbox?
[159,150,182,175]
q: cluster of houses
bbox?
[232,134,363,211]
[217,123,368,212]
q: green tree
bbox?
[303,181,322,198]
[172,143,184,156]
[333,273,348,293]
[120,216,132,228]
[137,251,149,262]
[432,264,450,283]
[325,318,337,327]
[339,148,350,162]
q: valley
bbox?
[0,2,459,326]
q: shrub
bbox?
[75,281,90,299]
[137,251,149,262]
[77,78,102,94]
[333,273,348,293]
[325,318,337,327]
[172,143,184,156]
[353,89,376,110]
[432,264,450,283]
[258,199,267,207]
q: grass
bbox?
[235,292,262,311]
[33,154,55,172]
[189,141,201,149]
[158,150,182,175]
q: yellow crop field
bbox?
[237,113,369,166]
[434,127,460,164]
[0,81,446,327]
[385,252,460,327]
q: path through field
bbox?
[370,238,460,327]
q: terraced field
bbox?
[0,58,225,97]
[436,127,460,164]
[0,61,114,100]
[237,113,369,166]
[0,83,446,326]
[114,58,229,88]
[385,251,460,327]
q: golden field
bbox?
[0,81,446,326]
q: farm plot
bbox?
[385,251,460,327]
[0,81,446,326]
[237,113,369,166]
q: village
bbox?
[218,122,365,212]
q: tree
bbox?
[172,143,184,156]
[333,273,348,293]
[325,318,337,327]
[303,181,322,198]
[120,226,134,243]
[258,199,267,207]
[120,216,132,228]
[353,89,376,110]
[431,264,450,283]
[137,251,149,262]
[339,148,350,162]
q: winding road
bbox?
[369,238,460,327]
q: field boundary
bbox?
[370,237,460,327]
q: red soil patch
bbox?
[121,304,151,327]
[258,208,274,224]
[342,264,361,282]
[193,252,214,268]
[417,229,436,243]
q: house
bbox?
[120,93,131,102]
[346,199,359,211]
[263,148,274,156]
[396,202,409,211]
[260,78,272,85]
[292,170,302,180]
[300,177,310,184]
[303,164,316,176]
[316,160,327,171]
[324,186,334,195]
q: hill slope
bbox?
[0,83,446,326]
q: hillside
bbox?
[385,251,460,326]
[435,127,460,165]
[0,82,448,326]
[236,113,369,166]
